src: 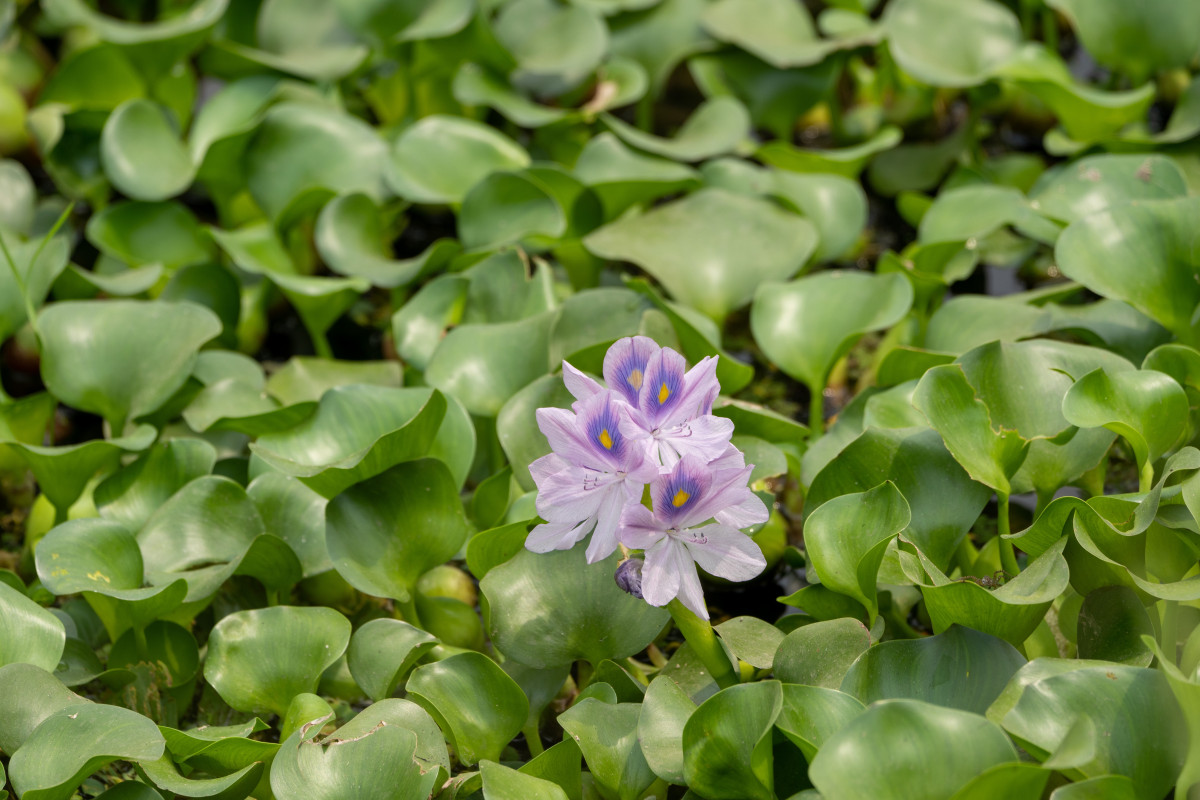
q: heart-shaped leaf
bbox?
[601,96,748,163]
[100,98,194,201]
[481,545,670,668]
[587,188,817,322]
[246,472,331,577]
[637,676,696,785]
[457,172,567,251]
[384,116,529,205]
[0,581,65,673]
[881,0,1021,87]
[803,481,911,625]
[38,299,221,431]
[94,438,217,532]
[1046,0,1200,80]
[406,652,528,767]
[573,133,700,220]
[1029,155,1187,223]
[325,459,469,603]
[493,0,608,97]
[346,619,438,702]
[204,606,351,716]
[772,618,872,689]
[480,760,568,800]
[1075,586,1153,666]
[86,201,212,269]
[0,664,87,755]
[682,681,781,800]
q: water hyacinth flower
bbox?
[618,455,768,619]
[526,390,659,563]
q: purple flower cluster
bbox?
[526,337,768,619]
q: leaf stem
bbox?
[133,624,150,662]
[396,596,423,629]
[522,722,544,757]
[996,492,1020,577]
[1160,600,1179,666]
[1139,460,1154,494]
[0,233,37,337]
[667,599,738,690]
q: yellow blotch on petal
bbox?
[628,368,643,390]
[599,429,614,449]
[658,382,670,404]
[672,489,690,507]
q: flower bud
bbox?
[614,557,645,599]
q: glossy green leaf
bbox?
[918,184,1060,246]
[0,233,70,342]
[752,270,913,403]
[882,0,1021,87]
[0,159,36,236]
[773,618,872,689]
[774,684,866,762]
[35,518,187,640]
[1056,197,1200,346]
[204,606,351,716]
[8,425,156,520]
[458,172,566,250]
[0,664,86,755]
[86,201,211,269]
[715,616,783,670]
[810,700,1018,799]
[270,704,438,800]
[771,170,868,262]
[1062,367,1188,486]
[384,116,529,205]
[601,96,748,162]
[493,0,608,96]
[481,760,568,800]
[38,299,221,430]
[0,581,65,672]
[804,481,911,625]
[999,665,1188,798]
[587,189,816,322]
[264,357,403,406]
[682,681,781,800]
[1029,155,1187,224]
[757,126,903,179]
[244,103,386,222]
[315,193,459,288]
[100,99,194,201]
[406,652,528,767]
[482,545,669,668]
[1075,586,1153,666]
[137,754,260,800]
[842,626,1026,714]
[247,472,330,577]
[573,133,700,219]
[561,700,655,800]
[250,386,446,498]
[426,312,555,416]
[9,703,165,800]
[326,458,468,602]
[637,676,696,785]
[95,438,217,532]
[1046,0,1200,80]
[347,619,438,702]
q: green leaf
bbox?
[38,299,222,430]
[0,159,36,236]
[0,664,86,754]
[1045,0,1200,80]
[8,425,156,521]
[1055,196,1200,346]
[587,188,817,322]
[637,676,696,785]
[682,681,781,800]
[714,616,783,670]
[244,103,386,223]
[803,481,911,625]
[1075,586,1153,666]
[601,96,748,162]
[573,133,700,220]
[1029,155,1187,224]
[842,626,1026,715]
[452,63,569,129]
[1061,367,1188,485]
[347,619,438,702]
[86,201,212,269]
[918,184,1060,246]
[913,364,1030,494]
[0,581,65,673]
[493,0,608,97]
[770,170,868,262]
[557,699,655,800]
[458,172,566,250]
[481,760,568,800]
[204,606,351,716]
[100,99,194,201]
[137,754,261,800]
[390,275,468,371]
[999,665,1188,799]
[9,703,165,800]
[807,426,989,570]
[42,0,228,77]
[95,438,217,532]
[0,233,70,342]
[250,386,447,498]
[775,684,866,762]
[0,393,56,474]
[35,518,186,641]
[270,703,438,800]
[325,459,470,603]
[751,270,913,403]
[772,618,871,689]
[426,312,555,416]
[384,116,529,204]
[756,126,902,178]
[406,652,528,767]
[948,763,1050,800]
[481,545,670,668]
[247,473,331,577]
[881,0,1021,87]
[264,357,403,406]
[810,700,1018,799]
[315,194,459,288]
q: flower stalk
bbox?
[668,599,738,690]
